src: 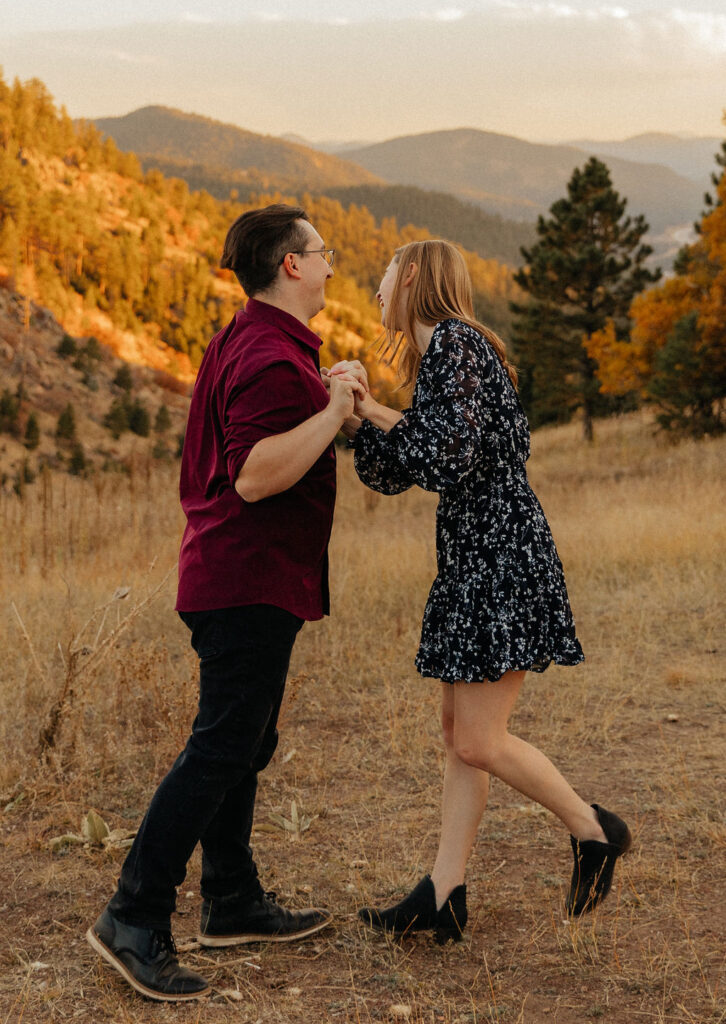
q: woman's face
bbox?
[376,256,400,329]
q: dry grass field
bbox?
[0,411,724,1024]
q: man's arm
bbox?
[235,373,363,502]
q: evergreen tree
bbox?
[69,442,87,476]
[591,134,726,438]
[646,312,725,436]
[0,389,20,434]
[57,334,77,358]
[127,398,151,437]
[113,364,134,391]
[24,411,40,450]
[56,403,77,441]
[511,157,660,439]
[154,403,172,433]
[104,398,129,439]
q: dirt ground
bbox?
[1,421,725,1023]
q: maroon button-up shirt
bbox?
[176,298,336,619]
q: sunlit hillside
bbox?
[0,73,521,387]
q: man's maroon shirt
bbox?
[176,298,335,619]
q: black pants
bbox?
[108,604,303,932]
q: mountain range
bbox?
[344,129,705,237]
[93,107,382,192]
[563,132,722,184]
[94,109,720,269]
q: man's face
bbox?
[295,221,334,317]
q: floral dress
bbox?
[352,318,584,684]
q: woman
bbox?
[333,240,631,943]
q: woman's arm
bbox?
[354,391,403,433]
[354,322,497,493]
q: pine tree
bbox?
[104,398,129,439]
[69,442,87,476]
[511,158,660,439]
[113,364,134,391]
[56,403,76,441]
[24,411,40,450]
[154,403,171,433]
[593,135,726,437]
[0,389,20,434]
[646,312,725,436]
[57,334,77,358]
[127,399,150,437]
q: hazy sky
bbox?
[1,0,724,143]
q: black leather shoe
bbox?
[567,804,632,916]
[359,875,467,943]
[86,907,209,1002]
[197,890,332,947]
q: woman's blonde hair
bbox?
[378,239,518,391]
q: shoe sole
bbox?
[85,928,209,1002]
[197,911,333,948]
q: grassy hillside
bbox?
[345,129,704,236]
[93,106,382,191]
[1,413,723,1022]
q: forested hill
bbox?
[0,73,523,481]
[94,108,535,266]
[93,106,382,192]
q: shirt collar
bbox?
[241,298,322,352]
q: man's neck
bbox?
[251,289,311,326]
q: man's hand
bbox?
[328,360,369,393]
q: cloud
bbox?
[100,49,163,66]
[428,8,466,20]
[181,12,214,24]
[669,8,726,53]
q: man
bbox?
[86,204,365,1001]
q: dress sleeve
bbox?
[351,418,415,495]
[223,360,309,487]
[370,321,498,492]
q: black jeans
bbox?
[108,604,303,932]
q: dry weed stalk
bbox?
[12,564,176,758]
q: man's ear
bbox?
[402,262,417,287]
[280,252,302,280]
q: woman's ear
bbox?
[402,262,418,287]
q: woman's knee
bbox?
[454,733,504,774]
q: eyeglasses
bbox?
[285,248,335,267]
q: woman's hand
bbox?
[354,387,379,420]
[328,372,365,423]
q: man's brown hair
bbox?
[221,204,310,296]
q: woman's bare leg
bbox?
[452,672,606,843]
[430,684,489,908]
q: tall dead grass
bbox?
[0,411,724,1023]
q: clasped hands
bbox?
[320,360,376,433]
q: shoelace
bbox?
[150,930,178,958]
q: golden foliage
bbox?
[592,138,726,397]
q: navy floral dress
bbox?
[352,318,584,684]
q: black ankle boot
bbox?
[359,875,467,942]
[566,804,632,916]
[434,884,467,944]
